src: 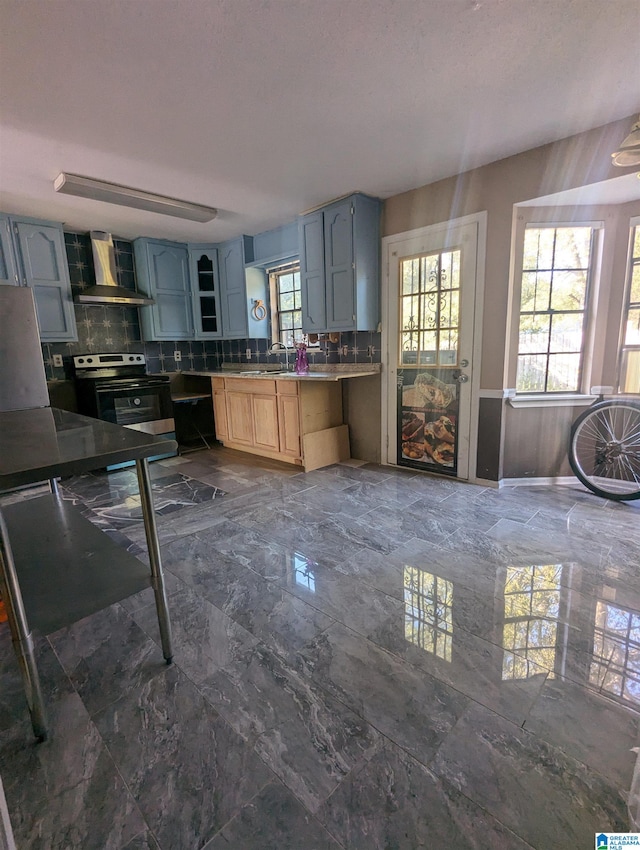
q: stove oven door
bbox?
[95,379,175,435]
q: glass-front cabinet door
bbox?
[189,245,223,339]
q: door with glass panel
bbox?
[386,221,478,479]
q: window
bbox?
[269,263,304,348]
[399,250,461,366]
[516,225,595,393]
[619,224,640,393]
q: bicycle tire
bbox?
[569,398,640,501]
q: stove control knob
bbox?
[129,356,134,361]
[87,357,93,363]
[133,397,141,406]
[78,358,84,363]
[137,356,142,361]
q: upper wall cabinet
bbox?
[244,222,298,268]
[134,238,194,341]
[218,238,247,339]
[188,244,222,339]
[218,238,269,340]
[298,193,380,333]
[1,214,77,342]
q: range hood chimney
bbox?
[74,231,155,306]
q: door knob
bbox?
[457,373,469,383]
[460,359,469,367]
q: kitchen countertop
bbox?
[184,365,381,382]
[0,407,179,490]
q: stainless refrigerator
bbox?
[0,286,49,412]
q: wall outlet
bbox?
[367,345,374,357]
[173,350,182,362]
[341,345,349,356]
[246,348,252,360]
[52,354,63,367]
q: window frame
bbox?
[515,223,597,395]
[618,218,640,394]
[268,261,316,349]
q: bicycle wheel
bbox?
[569,399,640,500]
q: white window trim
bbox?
[617,215,640,393]
[509,211,605,397]
[267,262,314,348]
[508,392,597,409]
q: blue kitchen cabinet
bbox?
[10,217,77,342]
[324,199,354,331]
[0,215,19,286]
[188,244,223,339]
[217,238,269,340]
[298,193,380,333]
[134,238,194,340]
[299,211,327,332]
[218,238,248,339]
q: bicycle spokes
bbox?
[570,400,640,500]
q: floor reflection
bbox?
[404,567,453,662]
[591,598,640,706]
[292,552,316,593]
[502,564,563,680]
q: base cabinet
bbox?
[211,377,348,470]
[278,394,302,458]
[253,394,280,451]
[212,383,228,440]
[226,390,254,446]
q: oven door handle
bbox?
[95,382,169,393]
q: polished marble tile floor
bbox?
[1,447,640,849]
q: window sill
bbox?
[508,393,597,409]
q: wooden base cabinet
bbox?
[252,393,280,452]
[226,390,254,446]
[211,376,349,470]
[278,394,302,458]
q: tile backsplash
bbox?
[44,233,381,382]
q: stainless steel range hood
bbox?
[74,231,155,306]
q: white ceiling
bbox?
[1,0,639,243]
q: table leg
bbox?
[135,458,173,663]
[0,509,48,741]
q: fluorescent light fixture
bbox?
[612,115,640,167]
[53,172,217,222]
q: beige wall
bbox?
[382,113,640,479]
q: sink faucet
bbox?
[270,341,295,371]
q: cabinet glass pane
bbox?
[197,254,215,291]
[200,296,218,318]
[202,317,218,333]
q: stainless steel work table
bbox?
[0,407,177,741]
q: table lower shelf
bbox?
[2,494,150,635]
